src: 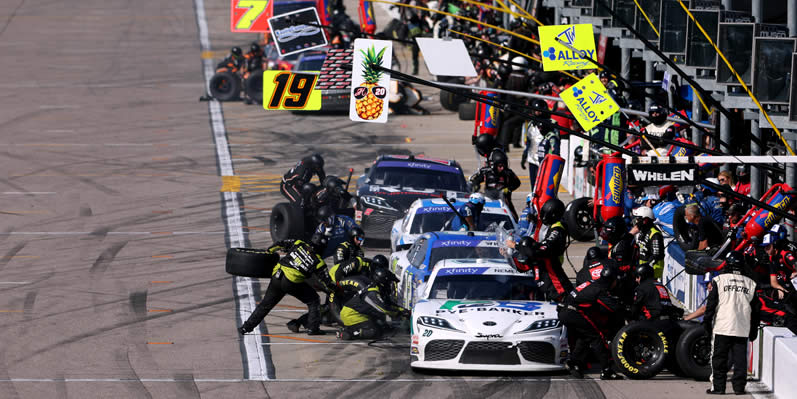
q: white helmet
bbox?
[632,206,654,221]
[469,192,485,205]
[511,56,528,72]
[526,192,533,205]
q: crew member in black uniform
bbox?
[630,264,681,321]
[507,199,573,302]
[280,153,326,207]
[470,149,521,220]
[558,266,625,380]
[602,216,636,305]
[239,233,336,335]
[337,268,409,340]
[577,246,616,285]
[333,227,366,265]
[631,206,665,279]
[313,175,353,213]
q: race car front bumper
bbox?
[411,329,568,372]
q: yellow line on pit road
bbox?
[221,176,241,192]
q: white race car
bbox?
[410,259,568,371]
[390,197,517,252]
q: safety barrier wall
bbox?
[756,326,797,398]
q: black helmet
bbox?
[309,153,325,170]
[540,199,565,225]
[301,182,318,196]
[309,232,328,252]
[599,70,611,80]
[371,254,388,270]
[371,267,399,288]
[599,264,617,282]
[231,46,243,58]
[348,226,365,243]
[601,216,627,244]
[724,250,745,272]
[250,42,261,53]
[648,103,666,124]
[323,175,341,191]
[736,164,749,177]
[585,246,605,262]
[488,149,508,169]
[475,134,497,157]
[316,206,334,224]
[531,99,548,112]
[635,264,654,281]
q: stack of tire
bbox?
[612,320,712,380]
[209,70,263,104]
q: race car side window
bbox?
[408,238,428,268]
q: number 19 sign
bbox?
[262,71,322,110]
[231,0,271,32]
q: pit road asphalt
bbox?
[0,0,770,397]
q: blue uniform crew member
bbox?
[450,193,485,231]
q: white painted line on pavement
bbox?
[193,0,270,381]
[2,192,56,195]
[0,377,587,383]
[0,282,31,284]
[39,105,80,110]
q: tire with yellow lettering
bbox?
[225,248,279,278]
[611,322,669,379]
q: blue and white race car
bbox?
[410,259,567,371]
[390,231,502,308]
[390,198,517,252]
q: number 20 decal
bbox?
[262,71,322,111]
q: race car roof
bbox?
[432,259,518,276]
[413,198,509,214]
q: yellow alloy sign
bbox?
[559,73,619,131]
[538,24,597,71]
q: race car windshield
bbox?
[428,246,501,269]
[410,212,514,233]
[429,274,537,300]
[369,167,467,191]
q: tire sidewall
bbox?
[611,321,670,379]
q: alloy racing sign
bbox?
[538,24,597,71]
[626,163,698,186]
[559,73,619,131]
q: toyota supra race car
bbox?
[410,259,568,372]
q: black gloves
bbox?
[520,151,527,170]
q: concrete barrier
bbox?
[772,335,797,399]
[759,327,796,394]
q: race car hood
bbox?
[415,299,558,337]
[358,185,466,213]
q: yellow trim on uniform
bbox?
[340,306,368,326]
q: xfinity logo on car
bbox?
[407,162,432,169]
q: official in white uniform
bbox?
[703,251,761,395]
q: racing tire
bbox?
[209,71,241,101]
[684,250,722,275]
[458,102,477,121]
[244,70,263,104]
[269,202,305,242]
[675,323,712,381]
[563,197,594,241]
[611,322,669,380]
[225,248,279,278]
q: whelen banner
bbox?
[627,163,698,186]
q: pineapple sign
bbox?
[350,39,392,123]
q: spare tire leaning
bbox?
[458,102,477,120]
[226,248,279,278]
[563,197,594,241]
[675,323,712,381]
[611,321,670,379]
[209,71,241,101]
[244,70,263,104]
[270,202,305,242]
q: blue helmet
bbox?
[771,224,788,242]
[526,193,533,205]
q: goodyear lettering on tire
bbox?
[616,332,639,374]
